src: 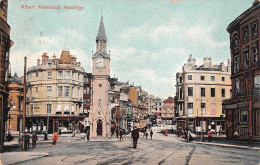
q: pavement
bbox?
[0,126,259,165]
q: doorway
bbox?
[97,119,103,136]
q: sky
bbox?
[8,0,253,99]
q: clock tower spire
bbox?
[96,16,107,53]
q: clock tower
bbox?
[90,17,111,137]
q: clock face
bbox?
[96,58,105,68]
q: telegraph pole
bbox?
[22,57,26,151]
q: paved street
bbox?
[1,127,260,165]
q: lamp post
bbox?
[22,57,27,151]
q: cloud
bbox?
[185,24,228,47]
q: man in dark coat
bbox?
[150,130,153,140]
[131,127,139,148]
[32,132,38,148]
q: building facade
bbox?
[152,98,162,126]
[0,0,13,148]
[162,97,175,125]
[26,51,84,133]
[82,72,92,132]
[223,1,260,141]
[90,17,111,137]
[176,55,231,133]
[7,73,23,134]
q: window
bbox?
[64,104,70,114]
[201,103,206,114]
[65,86,70,97]
[254,75,260,88]
[99,84,102,87]
[57,71,63,79]
[83,99,86,104]
[243,47,249,68]
[83,89,86,94]
[36,72,38,77]
[222,77,225,82]
[235,79,241,97]
[211,88,215,97]
[210,103,216,115]
[222,89,225,97]
[201,76,205,81]
[252,42,258,63]
[242,27,248,43]
[47,86,52,97]
[71,104,74,115]
[234,55,239,73]
[188,75,192,80]
[251,21,258,39]
[47,104,52,114]
[180,77,182,83]
[201,88,205,97]
[65,71,70,79]
[56,104,62,114]
[232,34,239,49]
[187,103,193,114]
[72,72,74,78]
[58,86,62,97]
[180,88,183,99]
[72,87,74,98]
[188,87,193,96]
[35,87,38,97]
[211,76,215,81]
[87,99,90,105]
[48,71,52,79]
[240,110,248,122]
[84,77,88,83]
[87,87,90,94]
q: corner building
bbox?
[26,52,84,133]
[176,55,231,133]
[223,1,260,141]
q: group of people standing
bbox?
[177,128,193,142]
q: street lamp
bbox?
[200,99,204,142]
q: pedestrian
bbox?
[44,130,48,140]
[187,130,192,142]
[208,131,212,142]
[25,133,31,150]
[219,126,222,136]
[32,132,38,148]
[145,129,149,139]
[86,129,90,141]
[131,127,139,149]
[52,132,59,145]
[165,130,168,136]
[184,129,188,141]
[111,127,114,137]
[72,128,75,137]
[150,130,153,140]
[120,129,124,141]
[116,128,119,138]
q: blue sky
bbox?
[8,0,253,99]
